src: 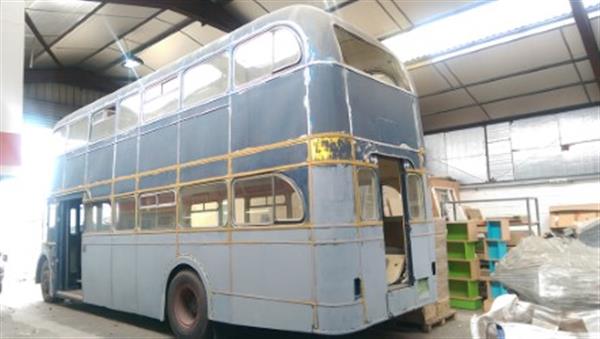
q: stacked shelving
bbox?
[447,221,482,310]
[478,219,510,310]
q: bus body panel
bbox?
[41,5,437,336]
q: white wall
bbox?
[460,178,600,233]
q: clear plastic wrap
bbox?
[492,237,600,311]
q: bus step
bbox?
[56,289,83,301]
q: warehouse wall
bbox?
[460,177,600,233]
[424,105,600,233]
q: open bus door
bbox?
[55,194,83,296]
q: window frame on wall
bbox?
[232,174,305,227]
[406,172,426,222]
[179,181,229,228]
[142,76,180,123]
[114,195,136,231]
[357,168,381,222]
[139,190,177,231]
[233,25,303,87]
[84,199,112,233]
[182,52,230,109]
[117,92,141,132]
[90,105,116,142]
[65,116,89,152]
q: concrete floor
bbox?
[1,280,475,338]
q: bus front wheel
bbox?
[40,260,58,303]
[167,270,210,339]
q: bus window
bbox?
[140,191,176,230]
[233,175,303,226]
[334,25,410,91]
[180,182,228,228]
[182,53,229,108]
[357,169,380,221]
[118,94,140,131]
[90,106,116,142]
[52,127,67,154]
[234,27,301,86]
[143,77,179,122]
[66,117,89,151]
[84,200,112,232]
[115,196,136,231]
[407,173,426,221]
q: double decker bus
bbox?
[36,5,435,338]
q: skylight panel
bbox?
[383,0,600,63]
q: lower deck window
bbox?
[407,173,426,221]
[115,196,136,230]
[233,175,303,226]
[180,182,228,228]
[84,200,112,232]
[140,191,176,230]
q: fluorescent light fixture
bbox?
[383,0,600,63]
[122,55,143,69]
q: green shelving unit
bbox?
[450,296,482,310]
[447,240,477,259]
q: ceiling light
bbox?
[383,0,600,63]
[122,55,143,69]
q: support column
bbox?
[0,1,25,179]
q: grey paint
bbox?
[347,70,418,148]
[87,145,114,183]
[311,166,355,225]
[64,154,85,188]
[180,161,227,183]
[82,235,111,307]
[307,64,350,134]
[111,235,137,314]
[113,179,135,195]
[232,143,306,173]
[180,107,229,163]
[139,125,177,172]
[231,70,307,151]
[114,137,137,177]
[89,184,111,198]
[139,170,176,190]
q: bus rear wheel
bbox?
[40,260,58,303]
[167,270,210,339]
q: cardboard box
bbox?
[550,203,600,229]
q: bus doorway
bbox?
[377,157,413,288]
[56,197,83,294]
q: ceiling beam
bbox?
[24,68,131,93]
[85,0,245,32]
[77,8,166,66]
[570,0,600,92]
[25,13,62,67]
[32,2,106,59]
[100,17,194,71]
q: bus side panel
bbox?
[50,156,64,192]
[346,71,418,149]
[82,235,112,308]
[64,153,85,189]
[139,123,177,172]
[87,140,114,184]
[231,69,307,151]
[136,233,176,319]
[306,64,350,134]
[111,234,137,314]
[180,105,229,162]
[358,226,388,324]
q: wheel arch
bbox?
[35,254,50,284]
[160,256,213,322]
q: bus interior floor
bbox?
[0,279,474,338]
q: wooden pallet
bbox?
[407,309,457,333]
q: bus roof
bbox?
[55,5,394,129]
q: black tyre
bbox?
[40,260,58,303]
[167,270,210,339]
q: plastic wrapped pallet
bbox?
[471,294,600,339]
[492,237,600,311]
[578,218,600,248]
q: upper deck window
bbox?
[183,53,229,108]
[334,26,411,91]
[118,93,140,131]
[234,27,301,86]
[66,117,89,151]
[90,106,116,142]
[143,77,179,122]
